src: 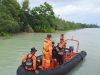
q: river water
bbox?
[0,28,100,75]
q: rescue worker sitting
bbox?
[69,46,74,51]
[64,46,76,61]
[68,46,76,57]
[63,46,74,62]
[63,49,71,62]
[22,48,37,71]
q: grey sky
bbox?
[17,0,100,25]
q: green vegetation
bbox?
[55,18,99,30]
[30,2,56,32]
[0,0,99,36]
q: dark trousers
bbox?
[58,55,63,65]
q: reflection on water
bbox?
[0,28,100,75]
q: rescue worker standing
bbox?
[58,39,66,50]
[42,34,52,70]
[57,34,66,65]
[57,39,65,65]
[60,34,66,48]
[22,48,37,71]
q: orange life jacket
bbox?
[43,38,52,56]
[42,50,51,69]
[43,38,52,50]
[22,54,36,71]
[71,51,76,57]
[64,55,71,62]
[50,58,57,69]
[42,38,52,69]
[58,42,65,48]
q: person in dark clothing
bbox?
[52,42,58,59]
[51,42,59,68]
[57,42,64,65]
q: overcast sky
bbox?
[17,0,100,25]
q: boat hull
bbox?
[17,51,87,75]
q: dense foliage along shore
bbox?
[0,0,99,36]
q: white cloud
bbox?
[54,4,100,16]
[53,0,100,24]
[54,5,81,16]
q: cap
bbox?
[69,46,74,51]
[30,47,37,52]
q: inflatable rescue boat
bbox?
[17,38,87,75]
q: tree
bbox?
[0,4,20,33]
[2,0,20,19]
[22,0,29,11]
[19,0,34,32]
[0,0,99,34]
[31,2,55,32]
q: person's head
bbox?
[60,34,64,40]
[47,34,52,38]
[69,46,74,51]
[60,39,63,43]
[61,34,64,36]
[30,47,37,54]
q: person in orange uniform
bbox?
[57,34,66,65]
[57,39,65,65]
[58,39,66,49]
[22,48,37,71]
[64,50,71,62]
[42,34,52,70]
[64,46,76,62]
[59,34,66,48]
